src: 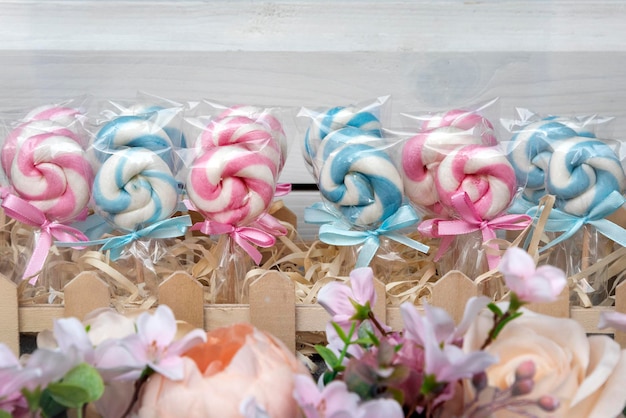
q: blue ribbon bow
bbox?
[527,190,626,252]
[305,203,429,267]
[57,215,192,260]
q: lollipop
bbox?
[303,106,382,166]
[422,109,498,146]
[186,146,278,226]
[402,127,488,210]
[197,113,284,172]
[315,126,404,227]
[546,137,626,216]
[92,113,178,169]
[92,147,179,231]
[506,117,594,204]
[1,112,93,222]
[435,144,517,220]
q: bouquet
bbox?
[2,248,626,418]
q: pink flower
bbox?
[0,345,31,415]
[498,247,567,303]
[401,301,497,387]
[317,267,376,324]
[598,311,626,332]
[136,323,308,418]
[96,305,206,381]
[293,374,404,418]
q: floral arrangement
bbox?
[1,248,626,417]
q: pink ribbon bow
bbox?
[418,192,532,270]
[191,220,278,265]
[1,193,89,284]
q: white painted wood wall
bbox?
[1,1,625,238]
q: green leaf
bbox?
[0,410,12,418]
[39,389,68,418]
[487,302,503,317]
[492,311,524,340]
[46,383,90,409]
[315,345,340,369]
[61,363,104,403]
[22,387,42,413]
[330,322,348,342]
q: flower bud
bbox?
[537,395,560,412]
[514,360,536,381]
[511,378,534,396]
[471,372,488,392]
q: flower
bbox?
[293,374,404,418]
[401,303,497,390]
[464,306,626,417]
[135,323,308,418]
[0,344,31,416]
[95,305,207,381]
[598,310,626,332]
[498,247,567,303]
[317,267,377,324]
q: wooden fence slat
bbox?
[0,274,19,355]
[431,271,479,324]
[526,287,570,318]
[249,271,296,352]
[64,272,110,321]
[373,278,386,324]
[159,272,204,329]
[615,281,626,347]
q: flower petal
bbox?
[349,267,376,307]
[453,296,491,341]
[136,305,177,346]
[499,247,534,282]
[598,311,626,332]
[317,281,355,318]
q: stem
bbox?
[122,372,151,418]
[368,311,389,337]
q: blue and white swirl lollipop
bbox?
[92,147,179,231]
[507,116,595,204]
[92,105,185,170]
[547,137,626,216]
[303,106,382,167]
[314,126,404,227]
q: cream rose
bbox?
[463,307,626,418]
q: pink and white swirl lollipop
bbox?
[186,146,278,226]
[197,112,284,173]
[435,144,517,220]
[1,109,93,222]
[422,109,498,146]
[402,127,487,211]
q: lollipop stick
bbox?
[582,225,590,272]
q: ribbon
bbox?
[274,183,292,197]
[528,190,626,252]
[304,202,350,226]
[1,193,89,284]
[314,204,429,268]
[191,220,276,265]
[56,216,192,261]
[418,193,532,269]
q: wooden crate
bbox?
[2,268,625,357]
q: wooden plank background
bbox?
[1,1,626,238]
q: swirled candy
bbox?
[315,126,403,227]
[1,109,93,222]
[547,137,626,216]
[198,109,285,173]
[436,144,517,220]
[507,117,594,204]
[402,127,487,212]
[186,146,278,225]
[303,106,382,166]
[92,109,181,169]
[422,109,497,146]
[92,147,179,231]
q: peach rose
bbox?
[464,307,626,418]
[135,323,308,418]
